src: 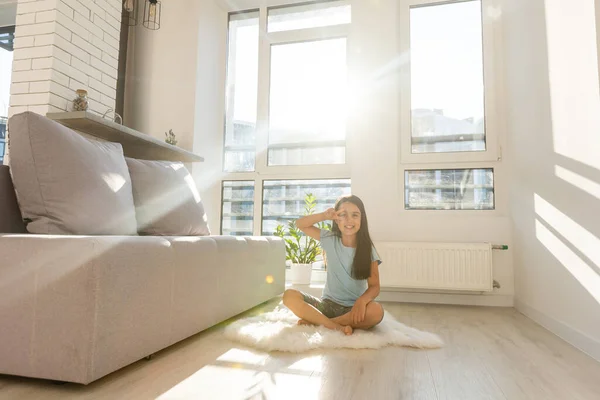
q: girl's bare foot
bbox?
[297,319,314,326]
[329,324,353,335]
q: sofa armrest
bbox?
[0,234,172,384]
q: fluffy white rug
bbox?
[224,308,444,353]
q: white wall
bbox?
[126,0,514,306]
[503,0,600,360]
[191,1,227,232]
[124,1,211,152]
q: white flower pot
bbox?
[290,263,312,285]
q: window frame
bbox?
[400,162,504,216]
[223,10,260,173]
[403,166,496,211]
[398,0,502,165]
[220,2,352,235]
[220,179,257,236]
[257,9,350,175]
[267,0,351,33]
[0,25,15,52]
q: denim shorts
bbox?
[301,292,353,318]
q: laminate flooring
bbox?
[1,299,599,400]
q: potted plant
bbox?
[274,193,331,284]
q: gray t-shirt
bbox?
[320,229,382,307]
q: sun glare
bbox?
[534,194,600,268]
[156,359,321,399]
[288,355,323,373]
[101,172,126,192]
[555,165,600,201]
[217,348,269,366]
[545,0,600,170]
[535,219,600,304]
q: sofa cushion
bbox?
[8,112,138,235]
[125,158,210,236]
[0,165,26,233]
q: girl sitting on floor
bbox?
[283,195,384,336]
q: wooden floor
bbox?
[1,300,600,400]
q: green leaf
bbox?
[273,192,327,264]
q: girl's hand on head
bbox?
[323,208,338,221]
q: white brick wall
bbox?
[8,0,122,118]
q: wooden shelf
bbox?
[46,111,204,163]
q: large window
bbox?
[221,181,255,236]
[223,2,350,173]
[224,12,259,172]
[268,38,347,166]
[0,25,14,164]
[410,1,485,154]
[400,0,498,211]
[262,179,351,235]
[221,2,351,237]
[405,168,494,210]
[400,0,498,164]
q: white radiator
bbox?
[376,242,493,292]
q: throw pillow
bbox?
[8,112,138,235]
[125,158,210,236]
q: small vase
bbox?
[73,89,89,111]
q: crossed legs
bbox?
[282,289,384,335]
[331,301,384,329]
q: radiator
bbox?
[376,242,493,292]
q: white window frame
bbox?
[401,163,497,211]
[398,0,502,165]
[399,161,506,216]
[222,1,352,236]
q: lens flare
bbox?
[265,275,274,284]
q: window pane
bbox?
[268,1,351,33]
[1,29,13,165]
[0,118,6,165]
[269,38,347,166]
[405,169,494,210]
[224,12,259,172]
[221,181,255,235]
[262,179,351,236]
[410,0,485,153]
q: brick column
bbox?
[8,0,122,118]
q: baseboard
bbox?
[285,282,514,307]
[378,290,514,307]
[515,299,600,362]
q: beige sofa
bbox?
[0,115,285,385]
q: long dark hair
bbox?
[331,195,374,280]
